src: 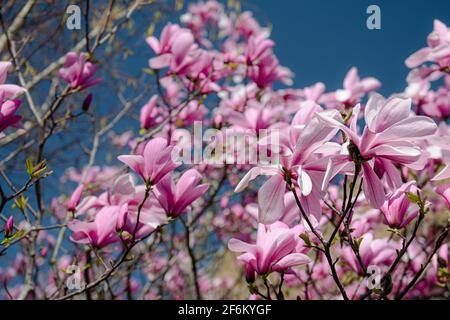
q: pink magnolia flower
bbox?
[380,181,420,229]
[246,33,293,88]
[342,233,398,275]
[139,95,166,130]
[58,52,102,89]
[146,23,197,75]
[66,185,84,212]
[0,61,26,137]
[249,54,293,88]
[154,169,209,218]
[406,19,450,71]
[234,108,342,224]
[421,76,450,119]
[181,0,227,47]
[318,94,437,208]
[436,184,450,209]
[301,82,326,104]
[5,216,13,238]
[176,100,208,127]
[118,137,180,185]
[68,206,121,248]
[228,222,311,277]
[234,11,263,39]
[87,174,165,222]
[226,103,286,133]
[320,67,380,107]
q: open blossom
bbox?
[406,19,450,71]
[180,0,227,47]
[380,181,420,229]
[0,61,26,137]
[246,33,293,88]
[147,23,197,75]
[318,94,437,208]
[68,206,122,248]
[320,67,380,107]
[154,169,209,218]
[226,102,286,133]
[301,82,326,104]
[68,174,166,248]
[140,95,166,130]
[118,137,180,185]
[228,222,311,277]
[420,76,450,119]
[58,52,102,89]
[234,107,342,224]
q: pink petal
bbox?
[405,47,432,68]
[362,163,386,209]
[272,253,311,271]
[258,174,286,224]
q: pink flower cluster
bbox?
[2,1,449,301]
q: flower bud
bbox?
[5,216,13,238]
[82,93,93,112]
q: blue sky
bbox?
[241,0,450,94]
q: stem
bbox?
[290,187,349,300]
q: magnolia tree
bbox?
[0,0,449,300]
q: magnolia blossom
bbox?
[0,61,26,137]
[118,137,180,185]
[380,182,420,229]
[318,94,437,208]
[68,174,167,248]
[235,107,342,224]
[58,52,101,89]
[421,76,450,119]
[406,19,450,71]
[140,95,166,130]
[228,222,311,277]
[147,23,197,75]
[154,169,209,217]
[247,34,293,88]
[320,67,380,107]
[68,206,124,248]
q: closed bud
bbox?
[82,93,93,112]
[245,263,256,284]
[5,216,13,238]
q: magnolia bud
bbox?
[245,264,256,284]
[5,216,13,238]
[82,93,93,112]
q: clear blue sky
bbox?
[240,0,450,94]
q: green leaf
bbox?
[299,233,312,247]
[13,195,28,211]
[354,237,363,251]
[31,160,47,178]
[406,192,420,204]
[26,158,34,175]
